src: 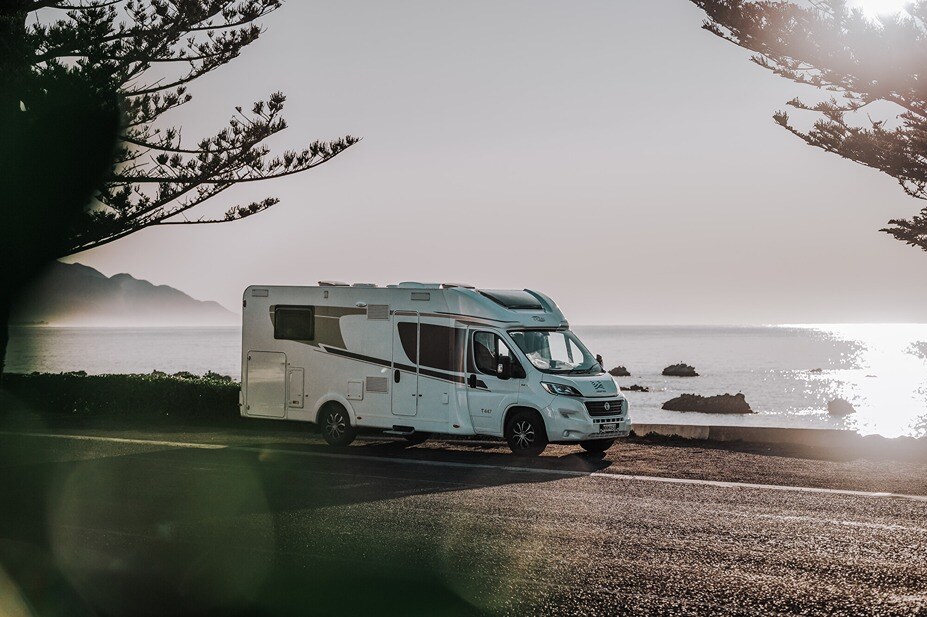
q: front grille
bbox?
[585,399,625,417]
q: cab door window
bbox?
[471,331,518,376]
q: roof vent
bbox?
[318,281,349,287]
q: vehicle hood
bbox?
[546,374,621,398]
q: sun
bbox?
[848,0,911,19]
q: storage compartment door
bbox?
[245,351,287,418]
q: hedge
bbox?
[1,371,240,423]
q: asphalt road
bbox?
[0,430,925,616]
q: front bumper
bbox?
[544,398,632,442]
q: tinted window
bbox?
[472,331,515,376]
[399,322,466,372]
[479,290,543,310]
[397,321,418,363]
[274,306,314,340]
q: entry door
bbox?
[391,312,419,417]
[245,351,287,418]
[466,329,522,433]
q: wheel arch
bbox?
[313,394,357,425]
[503,405,545,431]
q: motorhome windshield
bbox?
[508,329,603,375]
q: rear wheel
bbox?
[580,438,615,453]
[505,410,548,456]
[404,432,429,446]
[319,404,356,447]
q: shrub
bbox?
[1,372,240,424]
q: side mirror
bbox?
[497,355,512,380]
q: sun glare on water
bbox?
[811,323,927,437]
[848,0,911,19]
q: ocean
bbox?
[6,324,927,438]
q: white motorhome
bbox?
[240,282,630,455]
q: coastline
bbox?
[2,372,926,464]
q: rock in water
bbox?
[827,398,855,416]
[609,366,631,377]
[662,393,753,414]
[662,363,699,377]
[621,384,650,392]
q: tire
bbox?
[404,432,429,445]
[319,404,356,447]
[505,410,548,456]
[580,439,615,454]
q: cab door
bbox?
[465,329,522,434]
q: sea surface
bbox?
[6,324,927,438]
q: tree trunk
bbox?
[0,1,29,387]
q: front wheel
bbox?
[319,404,356,447]
[505,410,548,456]
[580,439,615,453]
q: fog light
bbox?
[563,430,569,437]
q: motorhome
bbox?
[240,282,630,456]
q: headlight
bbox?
[541,382,582,397]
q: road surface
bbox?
[0,428,925,616]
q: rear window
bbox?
[273,306,314,340]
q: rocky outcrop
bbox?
[609,366,631,377]
[662,363,699,377]
[827,398,856,416]
[620,384,650,392]
[662,393,753,414]
[809,368,823,374]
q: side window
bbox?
[274,306,314,340]
[397,321,418,363]
[472,331,517,376]
[418,323,466,373]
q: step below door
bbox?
[245,351,287,418]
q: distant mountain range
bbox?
[11,262,237,326]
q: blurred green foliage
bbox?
[2,372,239,422]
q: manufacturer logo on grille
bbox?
[604,402,611,411]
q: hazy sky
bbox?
[65,0,927,324]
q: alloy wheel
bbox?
[512,420,535,449]
[325,411,346,441]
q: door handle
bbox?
[467,374,477,388]
[394,369,400,383]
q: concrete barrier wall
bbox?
[631,423,896,449]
